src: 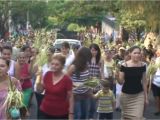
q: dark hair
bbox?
[32,47,39,54]
[89,43,101,64]
[100,80,110,88]
[128,46,141,53]
[21,45,30,52]
[124,50,129,56]
[61,42,70,49]
[141,48,148,57]
[73,47,91,77]
[0,57,10,67]
[2,45,12,53]
[48,47,55,54]
[72,44,80,50]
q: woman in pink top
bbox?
[0,57,21,119]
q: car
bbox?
[53,39,81,52]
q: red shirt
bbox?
[40,71,72,116]
[20,64,32,90]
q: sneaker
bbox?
[154,112,160,116]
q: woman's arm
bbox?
[36,79,44,93]
[35,68,44,93]
[142,71,149,105]
[12,77,22,91]
[118,63,125,85]
[29,56,37,75]
[118,71,124,85]
[112,92,116,110]
[112,100,116,110]
[67,90,74,120]
[14,62,20,80]
[67,65,75,77]
[99,59,104,79]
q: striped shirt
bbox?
[89,62,100,78]
[72,70,90,94]
[95,90,115,113]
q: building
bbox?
[101,16,119,41]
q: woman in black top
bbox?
[118,46,148,120]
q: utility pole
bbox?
[8,0,12,38]
[26,10,29,30]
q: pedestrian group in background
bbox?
[0,40,160,120]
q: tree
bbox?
[67,23,86,32]
[47,0,112,29]
[117,1,160,33]
[0,0,49,39]
[0,1,10,38]
[11,1,48,28]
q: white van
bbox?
[53,39,81,52]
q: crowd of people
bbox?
[0,35,160,120]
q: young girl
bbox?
[67,47,92,119]
[88,43,104,119]
[119,46,148,119]
[94,80,115,120]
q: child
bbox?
[94,80,115,119]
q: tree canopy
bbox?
[0,0,160,38]
[117,0,160,32]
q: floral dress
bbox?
[0,78,21,120]
[0,88,8,119]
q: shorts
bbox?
[98,112,113,119]
[152,83,160,97]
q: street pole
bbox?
[26,10,29,30]
[8,0,12,38]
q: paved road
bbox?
[28,92,160,120]
[113,92,160,120]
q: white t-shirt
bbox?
[116,83,122,94]
[8,60,15,77]
[153,57,160,87]
[42,63,51,78]
[153,68,160,87]
[63,50,75,73]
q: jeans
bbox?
[88,98,97,119]
[28,93,37,119]
[74,96,90,119]
[39,110,68,119]
[35,92,44,119]
[98,112,113,120]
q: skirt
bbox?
[120,92,145,120]
[22,88,33,107]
